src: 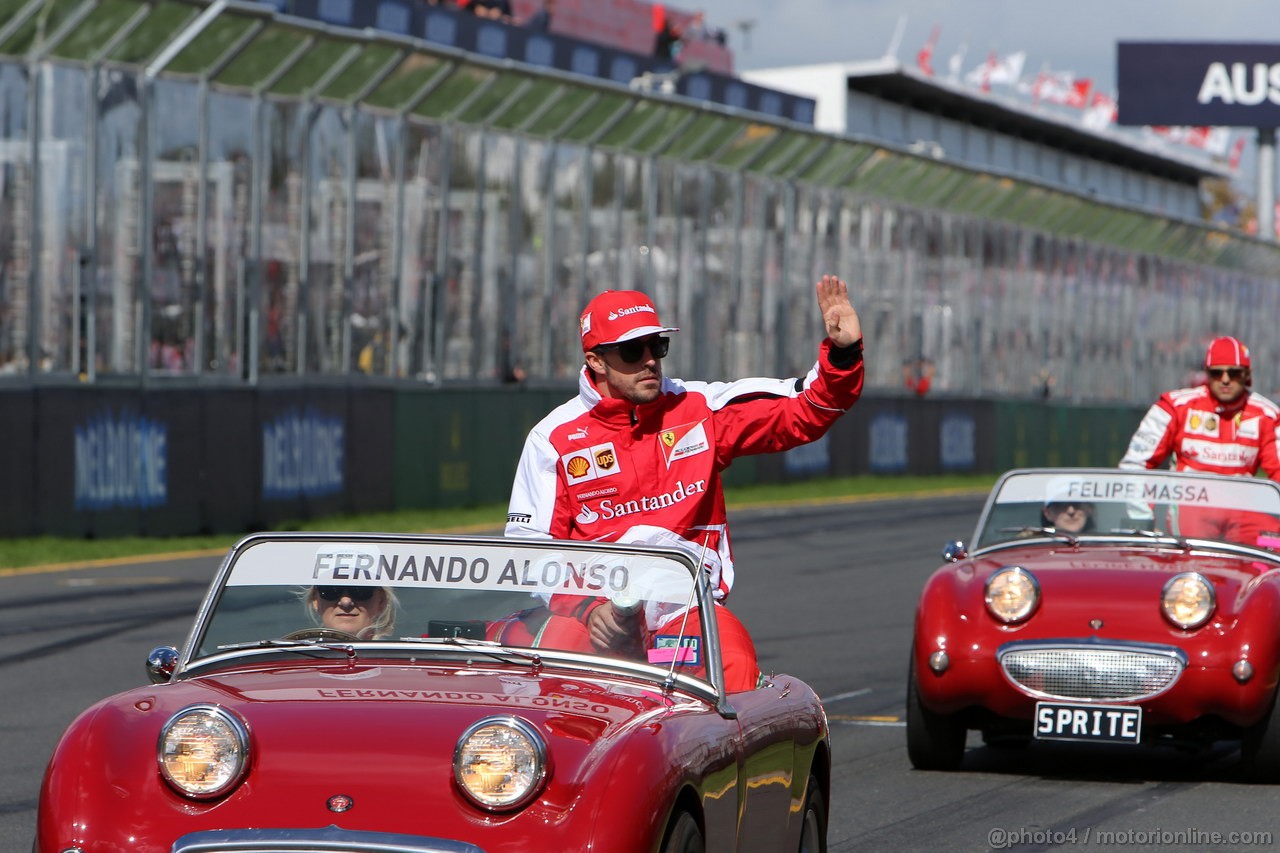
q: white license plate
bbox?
[1034,702,1142,744]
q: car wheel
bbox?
[797,773,827,853]
[906,650,967,771]
[1241,692,1280,782]
[661,811,704,853]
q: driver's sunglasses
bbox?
[316,586,376,602]
[1046,502,1088,513]
[1208,367,1246,381]
[595,335,670,364]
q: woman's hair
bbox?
[296,586,401,639]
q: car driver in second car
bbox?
[1121,335,1280,543]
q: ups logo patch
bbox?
[595,448,616,469]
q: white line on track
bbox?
[820,687,872,703]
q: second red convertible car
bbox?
[908,467,1280,779]
[37,533,829,852]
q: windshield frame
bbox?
[174,533,728,703]
[970,467,1280,559]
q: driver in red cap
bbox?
[506,276,865,691]
[1120,335,1280,542]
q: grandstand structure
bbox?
[1,0,1278,405]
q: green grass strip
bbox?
[0,474,996,571]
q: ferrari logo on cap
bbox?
[580,312,592,338]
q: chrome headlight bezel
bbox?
[157,704,250,800]
[984,566,1040,624]
[453,715,548,812]
[1161,571,1215,630]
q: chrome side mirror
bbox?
[146,646,180,684]
[941,540,967,562]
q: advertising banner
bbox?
[1117,42,1280,126]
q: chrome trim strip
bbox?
[171,824,486,852]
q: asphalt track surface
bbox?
[6,493,1280,852]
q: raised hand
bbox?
[816,275,862,348]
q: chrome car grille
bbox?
[998,643,1185,701]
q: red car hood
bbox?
[156,659,671,777]
[41,658,692,849]
[958,544,1269,639]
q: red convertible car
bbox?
[37,533,829,853]
[908,467,1280,778]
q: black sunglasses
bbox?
[1207,367,1246,381]
[316,586,376,603]
[596,336,670,364]
[1046,502,1089,513]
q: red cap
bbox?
[1205,336,1251,369]
[579,290,679,352]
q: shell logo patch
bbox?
[561,442,621,483]
[659,421,709,468]
[566,456,591,479]
[1185,411,1219,438]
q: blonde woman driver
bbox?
[295,585,400,640]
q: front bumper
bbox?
[171,826,486,853]
[915,636,1276,728]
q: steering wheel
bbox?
[281,627,361,642]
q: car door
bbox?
[729,677,821,852]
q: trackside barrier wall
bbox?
[0,387,1143,539]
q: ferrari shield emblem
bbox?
[659,421,710,467]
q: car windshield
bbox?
[189,535,709,683]
[973,468,1280,551]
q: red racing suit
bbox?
[505,339,865,614]
[1119,385,1280,478]
[1120,385,1280,543]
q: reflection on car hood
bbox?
[968,545,1268,621]
[130,661,680,787]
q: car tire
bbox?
[661,810,704,853]
[906,649,967,771]
[797,773,827,853]
[1241,692,1280,782]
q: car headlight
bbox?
[985,566,1040,624]
[1162,572,1215,629]
[158,705,250,799]
[454,716,547,811]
